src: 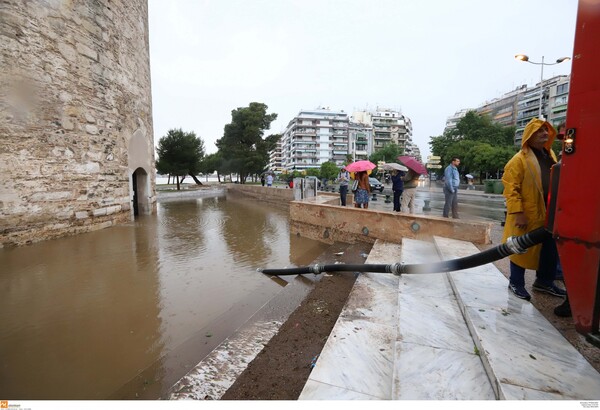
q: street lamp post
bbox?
[515,54,571,119]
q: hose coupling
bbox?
[389,263,404,276]
[311,264,322,274]
[505,236,527,255]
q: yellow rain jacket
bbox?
[501,118,557,269]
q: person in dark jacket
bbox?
[390,169,405,212]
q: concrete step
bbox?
[392,238,495,399]
[435,236,600,400]
[300,236,600,400]
[299,240,401,399]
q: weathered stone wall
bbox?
[0,0,155,247]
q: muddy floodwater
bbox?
[0,193,329,399]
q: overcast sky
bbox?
[148,0,577,159]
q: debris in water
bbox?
[335,252,344,256]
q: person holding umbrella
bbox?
[397,156,428,214]
[353,170,371,209]
[466,174,475,190]
[345,160,377,209]
[390,169,405,212]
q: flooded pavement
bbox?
[0,193,329,399]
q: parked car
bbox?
[368,177,384,192]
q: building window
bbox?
[556,83,569,95]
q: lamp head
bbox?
[515,54,529,62]
[556,57,571,63]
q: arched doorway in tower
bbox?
[128,128,155,218]
[132,167,150,216]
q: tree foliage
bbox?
[215,102,278,183]
[305,168,320,178]
[156,128,205,190]
[198,152,224,182]
[429,111,517,179]
[320,161,340,181]
[369,144,403,166]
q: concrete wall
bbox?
[228,185,492,245]
[0,0,154,247]
[290,199,492,245]
[227,184,295,206]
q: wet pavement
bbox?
[331,185,506,223]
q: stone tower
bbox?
[0,0,155,247]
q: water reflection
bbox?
[0,194,328,399]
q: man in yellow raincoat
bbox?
[502,118,567,301]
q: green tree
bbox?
[199,152,224,183]
[450,111,514,145]
[215,102,278,184]
[305,168,321,178]
[320,161,339,182]
[369,144,403,166]
[156,128,205,190]
[429,111,517,180]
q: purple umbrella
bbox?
[398,156,428,175]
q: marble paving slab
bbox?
[299,240,401,399]
[432,235,600,401]
[465,306,600,400]
[397,291,475,353]
[393,342,495,400]
[300,379,381,400]
[398,272,456,299]
[340,271,399,326]
[400,238,441,265]
[392,237,495,399]
[300,318,396,399]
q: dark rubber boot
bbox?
[554,296,571,318]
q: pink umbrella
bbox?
[345,160,376,173]
[398,156,428,175]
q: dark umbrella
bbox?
[398,156,428,175]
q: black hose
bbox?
[259,227,551,276]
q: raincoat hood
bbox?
[521,118,556,152]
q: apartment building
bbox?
[445,75,570,145]
[352,108,414,154]
[548,76,569,127]
[274,107,418,172]
[371,109,412,151]
[477,85,527,128]
[280,108,350,171]
[348,122,373,161]
[515,75,569,144]
[443,108,471,133]
[267,139,283,173]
